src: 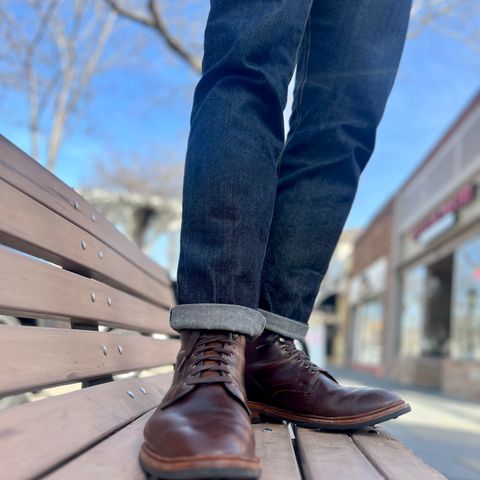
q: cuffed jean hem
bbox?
[169,303,266,338]
[257,308,309,341]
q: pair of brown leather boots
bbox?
[139,329,411,479]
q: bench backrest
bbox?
[0,135,179,479]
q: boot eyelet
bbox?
[282,347,288,353]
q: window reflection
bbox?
[451,236,480,360]
[400,265,426,357]
[352,299,383,366]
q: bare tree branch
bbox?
[105,0,202,73]
[0,1,122,171]
[409,0,480,51]
[45,5,117,170]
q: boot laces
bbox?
[276,335,339,383]
[184,331,238,386]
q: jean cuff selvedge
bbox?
[256,308,309,341]
[169,303,266,338]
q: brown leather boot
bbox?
[245,330,411,430]
[140,330,261,479]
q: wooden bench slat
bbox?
[0,245,175,335]
[45,418,301,480]
[0,178,174,308]
[254,424,301,480]
[45,410,156,480]
[0,325,179,396]
[351,428,447,480]
[0,373,172,480]
[0,135,170,287]
[295,427,383,480]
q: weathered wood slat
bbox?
[0,135,170,287]
[45,410,156,480]
[351,428,447,480]
[0,373,172,480]
[0,178,175,307]
[46,418,301,480]
[0,245,175,335]
[0,325,179,396]
[255,424,301,480]
[295,427,383,480]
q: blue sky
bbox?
[1,6,479,269]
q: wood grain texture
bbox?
[0,245,175,335]
[0,373,172,480]
[254,424,301,480]
[46,409,157,480]
[0,134,170,286]
[0,178,175,308]
[0,325,179,396]
[352,428,447,480]
[295,427,383,480]
[46,419,302,480]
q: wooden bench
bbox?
[0,135,446,480]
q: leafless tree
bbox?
[81,150,184,249]
[0,0,117,171]
[92,150,184,200]
[410,0,480,51]
[105,0,479,66]
[105,0,204,73]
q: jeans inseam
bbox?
[275,6,313,169]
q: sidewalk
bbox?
[328,365,480,480]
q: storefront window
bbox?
[352,299,383,366]
[400,265,427,357]
[451,235,480,360]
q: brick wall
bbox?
[442,360,480,401]
[351,198,394,276]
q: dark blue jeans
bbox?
[170,0,412,340]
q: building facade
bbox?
[347,200,395,376]
[388,92,480,399]
[308,229,360,368]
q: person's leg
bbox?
[140,2,314,479]
[245,0,413,430]
[257,0,413,340]
[170,0,314,338]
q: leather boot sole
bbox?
[139,442,261,479]
[248,400,411,430]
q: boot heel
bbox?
[249,405,283,425]
[249,407,264,424]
